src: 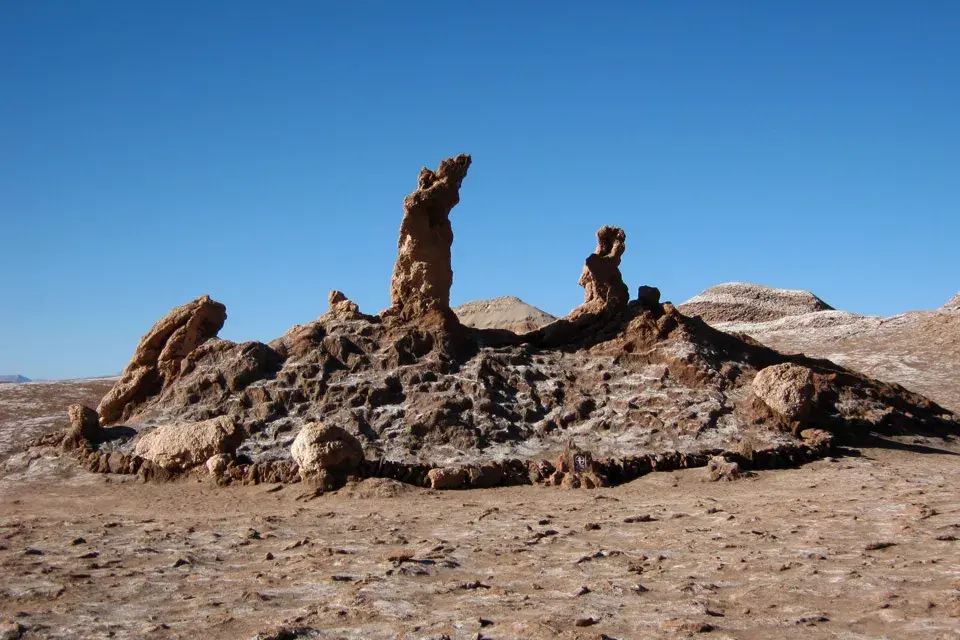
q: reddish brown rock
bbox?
[571,225,629,317]
[388,154,471,321]
[98,295,227,425]
[427,467,467,490]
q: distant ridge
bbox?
[679,282,833,324]
[0,375,30,384]
[942,292,960,312]
[679,282,960,413]
[453,296,557,334]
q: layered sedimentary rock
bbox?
[388,154,471,321]
[98,295,227,425]
[572,226,629,317]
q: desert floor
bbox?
[1,435,958,640]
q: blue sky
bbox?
[1,1,958,380]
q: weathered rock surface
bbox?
[98,295,227,425]
[328,290,361,318]
[752,363,817,425]
[133,416,243,471]
[290,423,364,481]
[388,154,471,321]
[62,404,100,450]
[572,225,629,317]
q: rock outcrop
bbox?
[98,295,227,425]
[752,363,818,427]
[290,423,364,483]
[133,416,243,471]
[571,226,629,317]
[388,154,471,322]
[328,290,361,317]
[67,156,958,491]
[62,404,100,450]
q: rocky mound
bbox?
[942,292,960,312]
[680,282,834,324]
[681,284,960,413]
[453,296,557,333]
[45,157,958,490]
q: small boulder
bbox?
[206,453,233,478]
[706,455,753,481]
[752,363,816,425]
[427,467,467,490]
[133,416,243,472]
[290,423,364,480]
[637,285,661,309]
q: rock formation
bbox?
[290,423,364,484]
[98,295,227,425]
[388,154,471,322]
[62,404,100,451]
[133,416,243,471]
[751,363,818,429]
[637,285,661,309]
[572,226,629,317]
[327,290,361,317]
[62,155,959,491]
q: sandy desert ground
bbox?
[0,402,958,639]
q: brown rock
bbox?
[572,225,629,317]
[133,416,243,472]
[706,454,752,481]
[98,295,227,425]
[637,285,661,309]
[62,404,100,450]
[388,154,471,321]
[752,363,816,425]
[328,290,361,317]
[290,423,364,480]
[427,467,467,490]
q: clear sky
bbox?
[1,1,958,380]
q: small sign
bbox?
[573,453,588,473]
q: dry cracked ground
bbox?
[1,383,959,639]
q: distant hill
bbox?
[453,296,557,334]
[680,283,960,413]
[0,375,30,384]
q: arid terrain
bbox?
[679,283,960,414]
[1,399,958,639]
[1,157,957,639]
